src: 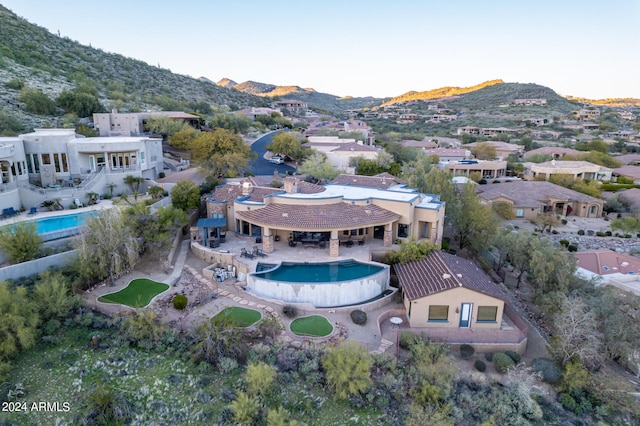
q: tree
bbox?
[171,180,201,211]
[75,209,141,286]
[470,142,497,160]
[229,391,259,425]
[145,116,187,139]
[504,232,538,288]
[610,216,640,234]
[244,361,277,397]
[32,271,78,321]
[123,175,144,200]
[504,363,547,420]
[529,239,576,301]
[119,310,167,347]
[321,342,373,400]
[148,185,165,200]
[450,183,498,252]
[18,87,57,115]
[167,124,199,150]
[191,315,247,366]
[56,88,104,117]
[298,152,339,181]
[266,132,307,161]
[550,297,603,369]
[530,212,561,233]
[0,282,39,380]
[383,238,436,264]
[191,128,253,177]
[0,221,42,264]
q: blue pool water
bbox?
[255,260,383,283]
[31,211,97,234]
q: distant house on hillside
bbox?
[93,110,201,137]
[523,147,582,160]
[523,160,611,182]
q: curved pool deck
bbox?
[246,259,390,308]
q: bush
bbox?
[460,344,475,360]
[350,310,367,325]
[605,231,612,236]
[577,229,585,235]
[478,179,487,185]
[504,350,521,364]
[158,172,166,178]
[493,353,515,373]
[561,219,568,225]
[484,352,494,362]
[531,358,563,384]
[567,244,578,252]
[595,231,606,237]
[172,294,188,310]
[474,360,486,372]
[559,239,569,247]
[282,305,298,318]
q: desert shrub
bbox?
[282,305,298,318]
[624,234,632,238]
[479,179,487,184]
[493,353,515,373]
[399,332,418,349]
[596,231,606,237]
[567,245,578,252]
[158,172,166,178]
[531,358,563,384]
[504,350,521,364]
[577,229,585,235]
[218,357,239,374]
[350,310,367,325]
[484,352,494,362]
[474,360,486,372]
[606,231,612,236]
[172,294,188,310]
[559,239,569,247]
[561,219,568,225]
[460,344,475,360]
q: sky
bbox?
[2,0,639,99]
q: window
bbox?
[477,306,498,322]
[32,154,39,173]
[54,153,60,173]
[61,154,68,172]
[515,208,524,218]
[41,153,51,165]
[397,223,409,238]
[589,205,597,215]
[428,305,448,321]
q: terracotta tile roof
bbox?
[614,154,640,165]
[331,173,407,190]
[574,249,640,275]
[394,251,504,301]
[476,181,602,206]
[613,165,640,180]
[212,184,244,202]
[235,203,400,230]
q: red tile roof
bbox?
[574,249,640,275]
[394,251,504,301]
[236,203,399,230]
[331,173,407,190]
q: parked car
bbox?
[269,156,285,164]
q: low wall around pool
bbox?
[246,262,390,308]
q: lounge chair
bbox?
[28,207,38,215]
[253,246,268,257]
[3,207,17,218]
[74,198,83,208]
[240,248,255,259]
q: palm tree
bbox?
[123,175,144,200]
[148,186,164,200]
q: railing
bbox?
[0,181,18,192]
[77,167,105,190]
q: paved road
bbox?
[248,130,296,176]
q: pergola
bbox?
[196,216,227,248]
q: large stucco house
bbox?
[574,249,640,296]
[93,110,200,137]
[0,128,163,212]
[523,160,612,182]
[200,174,445,257]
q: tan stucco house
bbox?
[394,251,505,329]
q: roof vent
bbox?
[442,273,451,279]
[282,213,288,217]
[456,274,462,278]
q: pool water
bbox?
[255,260,384,283]
[32,211,97,234]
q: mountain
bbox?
[215,77,237,88]
[381,80,505,106]
[0,5,268,131]
[564,96,640,107]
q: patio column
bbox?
[262,226,274,253]
[329,229,339,257]
[384,222,393,247]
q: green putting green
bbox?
[290,315,333,337]
[98,278,169,308]
[213,307,261,327]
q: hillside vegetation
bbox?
[0,5,267,130]
[381,79,504,106]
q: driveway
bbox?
[248,130,296,176]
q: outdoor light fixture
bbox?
[455,307,459,314]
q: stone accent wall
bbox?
[383,228,393,247]
[263,235,274,253]
[329,238,339,257]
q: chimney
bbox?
[283,177,299,194]
[242,181,252,195]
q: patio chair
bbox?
[241,248,255,259]
[253,246,268,257]
[74,198,83,208]
[27,207,38,215]
[4,207,17,217]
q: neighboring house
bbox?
[272,100,308,114]
[423,148,470,162]
[0,128,163,212]
[613,154,640,165]
[523,147,582,160]
[612,165,640,183]
[393,250,528,352]
[617,188,640,210]
[476,180,604,218]
[576,109,601,120]
[304,120,375,145]
[574,249,640,296]
[93,110,200,137]
[523,160,612,181]
[465,141,523,159]
[328,143,378,173]
[400,139,437,150]
[513,98,547,106]
[441,160,507,179]
[201,174,445,257]
[234,107,282,120]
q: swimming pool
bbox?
[255,260,384,283]
[31,211,97,234]
[247,259,390,308]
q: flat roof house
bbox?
[523,160,612,182]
